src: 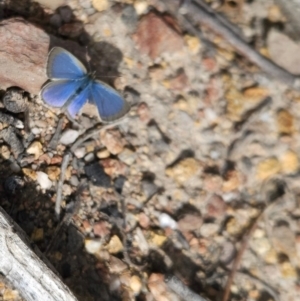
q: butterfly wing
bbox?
[67,85,90,118]
[47,47,87,80]
[89,80,130,122]
[40,79,85,108]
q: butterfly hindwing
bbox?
[47,47,87,80]
[40,79,85,108]
[89,80,130,122]
[67,84,90,118]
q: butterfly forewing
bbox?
[41,79,85,108]
[47,47,87,80]
[89,80,130,122]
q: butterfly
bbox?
[40,47,130,122]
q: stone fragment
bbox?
[0,127,24,158]
[45,166,61,181]
[159,213,177,230]
[256,157,281,180]
[277,109,294,135]
[118,147,137,165]
[92,0,109,12]
[280,150,299,174]
[148,232,167,247]
[137,102,151,123]
[107,235,123,254]
[133,12,184,59]
[31,228,44,241]
[85,162,111,187]
[165,158,200,185]
[205,194,226,219]
[36,171,52,190]
[220,240,236,264]
[58,22,83,38]
[138,212,150,228]
[58,6,73,23]
[85,239,102,254]
[101,158,127,177]
[35,0,66,10]
[168,70,189,91]
[26,141,43,160]
[184,34,201,54]
[3,88,27,113]
[199,223,219,237]
[100,129,124,155]
[3,289,19,300]
[59,129,80,145]
[93,221,111,237]
[177,214,202,232]
[96,148,110,159]
[280,261,297,278]
[222,169,242,192]
[267,29,300,75]
[242,86,269,101]
[22,168,37,181]
[74,147,86,159]
[130,275,142,295]
[271,223,296,258]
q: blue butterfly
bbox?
[40,47,130,122]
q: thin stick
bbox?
[48,117,64,150]
[55,120,122,219]
[55,152,71,218]
[177,0,300,88]
[221,211,262,301]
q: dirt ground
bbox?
[1,0,300,301]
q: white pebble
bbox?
[85,239,102,254]
[74,147,86,158]
[31,127,41,135]
[36,171,52,190]
[59,129,79,145]
[159,213,177,230]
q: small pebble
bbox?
[3,88,27,113]
[84,152,95,162]
[118,147,137,165]
[58,5,73,23]
[92,0,109,12]
[159,213,177,230]
[85,239,102,254]
[59,129,79,145]
[74,147,86,158]
[96,148,110,159]
[107,235,123,254]
[130,275,142,295]
[70,175,79,186]
[31,127,41,135]
[26,141,43,160]
[50,14,62,28]
[62,184,72,196]
[36,171,52,189]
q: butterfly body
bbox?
[40,47,130,122]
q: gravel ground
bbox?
[1,0,300,301]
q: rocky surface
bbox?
[1,0,300,301]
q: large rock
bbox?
[0,18,85,94]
